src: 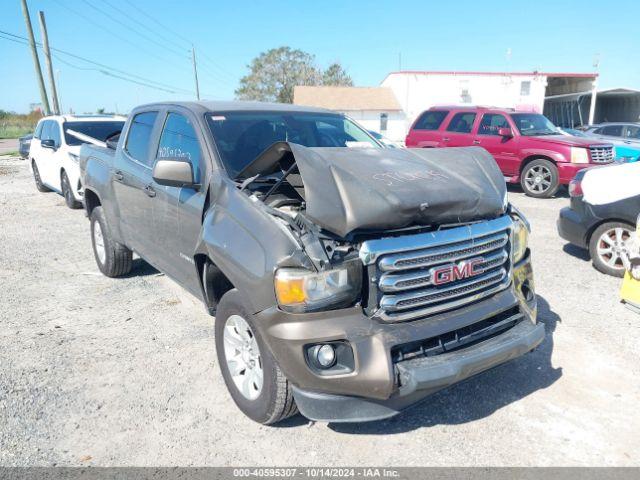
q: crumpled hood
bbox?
[242,143,507,237]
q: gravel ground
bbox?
[1,156,639,467]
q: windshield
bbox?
[510,114,559,136]
[63,121,125,146]
[206,111,379,178]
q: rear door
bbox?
[473,113,520,175]
[113,110,160,260]
[406,110,449,147]
[441,111,478,147]
[151,109,207,293]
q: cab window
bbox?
[125,111,158,166]
[156,112,202,182]
[446,112,476,133]
[478,114,509,135]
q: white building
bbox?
[293,86,407,142]
[381,70,598,131]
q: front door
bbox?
[473,113,520,175]
[151,110,207,294]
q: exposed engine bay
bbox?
[236,142,509,272]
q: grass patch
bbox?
[0,151,20,157]
[0,126,32,139]
[0,109,42,139]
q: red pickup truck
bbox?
[406,106,614,198]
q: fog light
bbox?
[315,344,336,368]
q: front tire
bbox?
[61,171,82,209]
[520,159,560,198]
[90,206,132,277]
[32,161,50,192]
[589,222,635,277]
[215,289,298,424]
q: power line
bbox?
[82,0,190,61]
[100,0,190,59]
[50,0,172,65]
[122,2,237,83]
[0,30,194,95]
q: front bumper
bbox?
[258,255,542,422]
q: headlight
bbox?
[68,152,79,163]
[274,262,362,312]
[570,146,589,164]
[511,215,529,264]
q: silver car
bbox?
[583,123,640,162]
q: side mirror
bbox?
[498,127,514,138]
[152,159,198,189]
[41,139,56,149]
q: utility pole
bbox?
[191,45,200,100]
[38,11,60,115]
[588,54,600,126]
[20,0,50,115]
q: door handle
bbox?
[473,139,481,144]
[144,184,156,198]
[442,137,450,142]
[113,170,124,182]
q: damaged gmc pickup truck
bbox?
[80,101,544,424]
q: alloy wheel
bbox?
[223,314,263,400]
[93,220,106,265]
[524,165,552,193]
[596,227,632,271]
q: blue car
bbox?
[583,123,640,163]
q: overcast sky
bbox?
[1,0,638,113]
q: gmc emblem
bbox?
[430,258,484,285]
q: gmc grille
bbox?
[360,216,513,322]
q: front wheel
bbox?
[589,222,635,277]
[215,289,298,424]
[61,171,82,209]
[90,206,132,277]
[520,159,560,198]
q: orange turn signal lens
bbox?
[275,274,306,305]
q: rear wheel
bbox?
[90,206,132,277]
[32,161,50,192]
[215,289,298,424]
[589,222,635,277]
[520,159,560,198]
[61,171,82,209]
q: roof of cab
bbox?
[134,100,334,114]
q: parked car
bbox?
[29,115,125,208]
[80,101,542,425]
[582,123,640,163]
[406,107,615,198]
[558,161,640,277]
[368,130,400,148]
[19,133,32,159]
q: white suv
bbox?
[30,115,126,208]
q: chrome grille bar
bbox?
[380,268,508,311]
[589,145,614,164]
[378,232,508,272]
[379,250,508,293]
